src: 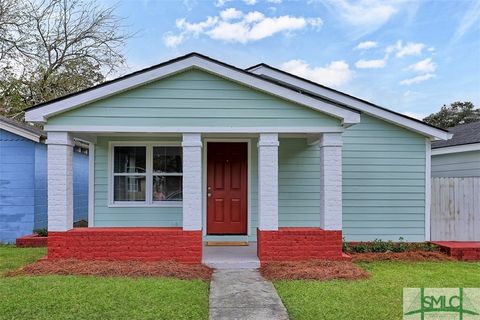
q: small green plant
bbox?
[342,237,349,252]
[344,237,439,254]
[33,228,48,237]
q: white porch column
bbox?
[182,133,203,230]
[258,133,279,230]
[47,132,74,231]
[319,133,343,230]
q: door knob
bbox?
[207,192,212,197]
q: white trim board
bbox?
[248,65,451,141]
[431,143,480,156]
[44,125,345,134]
[202,138,252,238]
[0,120,43,142]
[88,143,95,227]
[25,55,360,125]
[425,138,431,241]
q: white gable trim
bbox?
[0,120,43,142]
[431,143,480,155]
[248,65,451,140]
[25,55,360,125]
[43,125,345,134]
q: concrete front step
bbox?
[204,260,261,269]
[203,242,261,269]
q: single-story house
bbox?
[24,53,451,263]
[0,116,89,243]
[431,121,480,177]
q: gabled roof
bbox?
[25,53,360,125]
[24,52,450,140]
[0,116,45,142]
[432,121,480,148]
[247,63,451,140]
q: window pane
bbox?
[153,147,182,173]
[114,147,146,173]
[153,176,182,201]
[114,176,146,201]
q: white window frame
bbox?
[108,141,183,207]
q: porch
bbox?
[44,132,345,264]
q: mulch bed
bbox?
[6,259,213,280]
[351,250,454,262]
[260,260,370,281]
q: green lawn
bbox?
[275,260,480,320]
[0,245,209,320]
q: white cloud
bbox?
[322,0,401,36]
[355,58,386,69]
[355,41,378,50]
[163,9,322,47]
[400,73,435,85]
[163,33,185,48]
[406,58,436,74]
[453,0,480,41]
[220,8,243,20]
[387,40,425,58]
[243,0,257,4]
[176,16,219,35]
[267,0,282,3]
[281,59,352,87]
[214,0,232,7]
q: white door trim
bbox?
[202,138,252,237]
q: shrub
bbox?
[343,237,439,254]
[33,228,48,237]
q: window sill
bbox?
[108,201,183,208]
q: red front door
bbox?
[207,142,248,235]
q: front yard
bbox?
[0,246,209,320]
[2,245,480,320]
[275,260,480,320]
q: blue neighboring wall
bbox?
[0,118,89,243]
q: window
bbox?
[152,147,182,201]
[111,144,182,206]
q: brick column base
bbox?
[257,227,347,263]
[48,228,202,264]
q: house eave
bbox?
[25,53,360,126]
[247,64,451,141]
[431,142,480,156]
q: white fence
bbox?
[431,177,480,241]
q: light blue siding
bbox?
[279,139,320,227]
[0,129,35,243]
[342,114,426,242]
[34,143,47,229]
[0,129,89,243]
[47,69,341,128]
[432,150,480,177]
[73,151,89,222]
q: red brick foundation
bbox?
[16,234,48,247]
[431,241,480,261]
[257,227,347,263]
[48,227,202,264]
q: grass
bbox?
[0,245,209,320]
[274,260,480,320]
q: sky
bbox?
[101,0,480,119]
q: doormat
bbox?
[206,241,249,246]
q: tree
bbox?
[0,0,129,120]
[423,101,480,129]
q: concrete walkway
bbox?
[209,269,289,320]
